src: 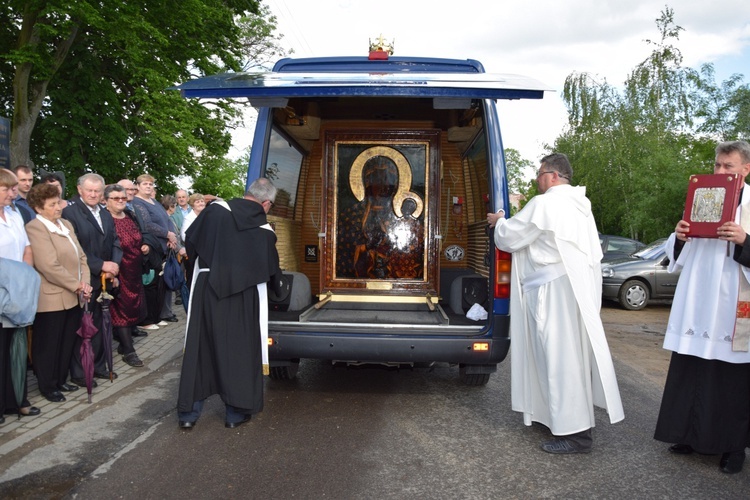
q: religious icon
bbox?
[335,145,426,280]
[690,187,725,223]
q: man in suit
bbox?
[62,173,122,385]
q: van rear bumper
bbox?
[268,315,510,365]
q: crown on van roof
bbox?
[369,34,394,58]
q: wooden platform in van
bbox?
[298,300,449,325]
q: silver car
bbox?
[601,239,679,310]
[599,234,646,261]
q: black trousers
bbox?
[32,307,81,394]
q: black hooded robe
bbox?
[177,198,281,414]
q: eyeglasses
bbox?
[126,188,138,192]
[536,170,555,178]
[108,197,128,202]
[265,200,275,207]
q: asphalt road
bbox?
[0,303,748,498]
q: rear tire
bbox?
[269,361,300,380]
[459,365,492,386]
[618,279,649,310]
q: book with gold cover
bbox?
[683,173,743,238]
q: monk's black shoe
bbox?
[225,415,251,429]
[720,451,745,474]
[668,444,693,455]
[58,383,79,392]
[179,420,195,430]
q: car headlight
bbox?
[601,266,615,278]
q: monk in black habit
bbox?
[177,178,282,429]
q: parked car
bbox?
[601,238,679,310]
[599,234,646,261]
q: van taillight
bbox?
[494,249,511,299]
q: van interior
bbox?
[263,94,494,330]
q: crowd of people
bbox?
[0,165,210,422]
[3,143,749,472]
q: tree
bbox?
[690,63,750,141]
[503,147,535,214]
[1,1,92,168]
[0,1,289,193]
[191,152,248,200]
[554,7,716,243]
[504,148,534,194]
[237,4,291,71]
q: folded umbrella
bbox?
[97,274,115,382]
[76,298,98,403]
[9,327,28,420]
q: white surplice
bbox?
[494,184,624,435]
[663,184,750,364]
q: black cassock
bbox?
[177,198,281,414]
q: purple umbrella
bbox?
[97,274,115,382]
[76,299,98,403]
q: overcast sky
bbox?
[230,0,750,164]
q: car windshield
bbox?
[634,239,667,259]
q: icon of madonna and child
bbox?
[335,146,426,281]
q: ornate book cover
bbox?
[683,173,743,238]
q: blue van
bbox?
[175,50,548,384]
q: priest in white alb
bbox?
[487,153,624,454]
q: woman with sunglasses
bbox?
[104,184,147,367]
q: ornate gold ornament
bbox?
[349,146,424,218]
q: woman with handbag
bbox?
[26,183,94,402]
[159,195,185,323]
[132,175,176,329]
[104,185,148,367]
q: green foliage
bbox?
[191,152,248,200]
[554,6,747,244]
[237,4,292,70]
[504,147,534,194]
[690,63,750,141]
[1,0,291,194]
[503,147,536,214]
